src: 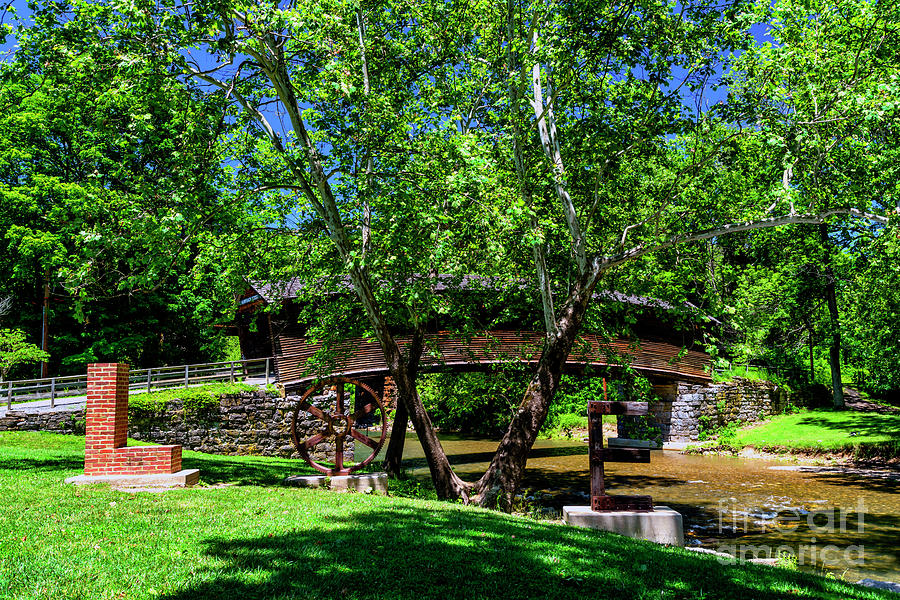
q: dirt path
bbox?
[843,387,898,413]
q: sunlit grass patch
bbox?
[0,431,894,600]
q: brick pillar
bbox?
[83,363,182,476]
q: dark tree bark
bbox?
[472,271,598,508]
[373,324,471,500]
[819,224,845,409]
[382,383,409,477]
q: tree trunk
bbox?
[382,392,408,477]
[819,224,845,409]
[472,271,597,508]
[391,365,471,501]
[808,326,815,382]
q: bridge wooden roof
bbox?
[275,330,712,389]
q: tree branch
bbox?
[597,208,890,274]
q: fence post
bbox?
[229,362,235,384]
[185,365,190,389]
[6,381,11,410]
[50,377,56,408]
[265,358,270,386]
[146,369,152,393]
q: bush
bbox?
[129,383,262,416]
[418,370,524,436]
[418,370,657,438]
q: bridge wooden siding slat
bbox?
[275,330,711,388]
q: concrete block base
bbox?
[284,475,328,488]
[65,469,200,488]
[330,473,388,494]
[284,472,388,494]
[563,505,684,546]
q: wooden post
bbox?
[229,362,235,384]
[146,369,152,393]
[6,381,11,410]
[265,358,270,386]
[184,365,189,388]
[588,402,605,498]
[50,377,56,408]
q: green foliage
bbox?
[0,13,239,374]
[698,0,900,398]
[776,551,800,571]
[419,371,650,438]
[419,370,524,436]
[547,413,589,439]
[128,383,260,417]
[0,328,49,381]
[618,416,663,444]
[220,336,243,362]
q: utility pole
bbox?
[40,269,50,378]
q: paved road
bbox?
[1,378,272,418]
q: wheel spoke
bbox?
[352,401,376,421]
[300,401,329,422]
[303,433,325,450]
[335,436,344,471]
[350,428,378,449]
[335,382,345,414]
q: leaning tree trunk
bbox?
[472,272,597,508]
[390,364,471,501]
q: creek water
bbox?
[375,433,899,583]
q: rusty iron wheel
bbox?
[291,377,387,475]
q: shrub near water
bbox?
[419,371,654,438]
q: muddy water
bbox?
[379,433,900,582]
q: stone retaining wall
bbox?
[620,378,793,443]
[0,389,343,462]
[0,407,86,435]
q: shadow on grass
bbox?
[184,453,316,486]
[0,456,83,473]
[795,411,900,439]
[157,504,880,600]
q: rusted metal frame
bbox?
[588,399,654,513]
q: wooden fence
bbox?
[4,357,274,410]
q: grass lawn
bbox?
[712,409,900,457]
[0,432,894,600]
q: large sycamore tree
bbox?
[23,0,897,506]
[462,0,896,505]
[437,0,897,505]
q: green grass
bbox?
[702,409,900,458]
[711,365,788,386]
[0,431,894,600]
[128,383,270,414]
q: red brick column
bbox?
[83,363,182,476]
